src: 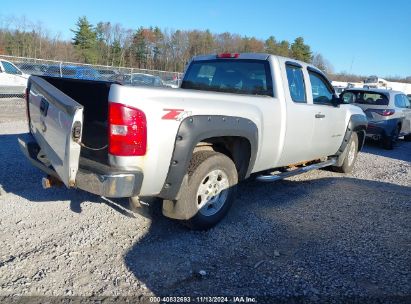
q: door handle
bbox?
[315,113,325,118]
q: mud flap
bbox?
[162,174,198,220]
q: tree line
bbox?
[0,16,315,70]
[71,16,316,73]
[0,15,409,83]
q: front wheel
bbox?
[332,132,359,173]
[177,151,238,230]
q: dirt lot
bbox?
[0,98,410,302]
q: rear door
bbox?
[278,62,318,165]
[307,69,347,157]
[28,76,84,187]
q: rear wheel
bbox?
[332,132,358,173]
[177,151,238,230]
[404,133,411,142]
[382,125,400,150]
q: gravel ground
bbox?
[0,99,410,302]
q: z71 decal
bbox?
[162,109,192,121]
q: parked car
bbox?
[129,73,164,87]
[19,53,367,230]
[341,88,411,149]
[407,94,411,103]
[96,69,123,82]
[162,75,181,88]
[15,63,47,76]
[44,65,101,80]
[163,80,179,88]
[333,86,345,97]
[0,59,29,94]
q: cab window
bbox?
[286,64,306,103]
[308,71,333,104]
[182,59,273,97]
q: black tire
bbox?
[178,151,238,230]
[404,133,411,142]
[332,132,359,173]
[382,125,400,150]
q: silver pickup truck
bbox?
[19,53,367,230]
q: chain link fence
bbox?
[0,55,183,98]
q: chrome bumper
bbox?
[18,134,143,198]
[75,169,142,197]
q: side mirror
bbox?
[331,95,342,107]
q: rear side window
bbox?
[286,64,306,103]
[308,71,333,104]
[403,95,411,108]
[394,95,404,108]
[341,91,389,105]
[181,59,273,97]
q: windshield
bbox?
[364,76,378,84]
[181,59,273,97]
[341,90,389,105]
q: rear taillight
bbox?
[216,53,239,58]
[108,102,147,156]
[370,109,395,116]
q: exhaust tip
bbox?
[41,176,63,189]
[41,177,52,189]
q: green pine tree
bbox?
[265,36,277,54]
[132,27,147,68]
[111,40,122,66]
[71,16,98,63]
[290,37,312,63]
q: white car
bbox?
[0,59,30,94]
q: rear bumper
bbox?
[366,119,400,138]
[18,133,143,198]
[75,165,143,198]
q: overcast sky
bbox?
[1,0,410,77]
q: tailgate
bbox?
[28,76,83,187]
